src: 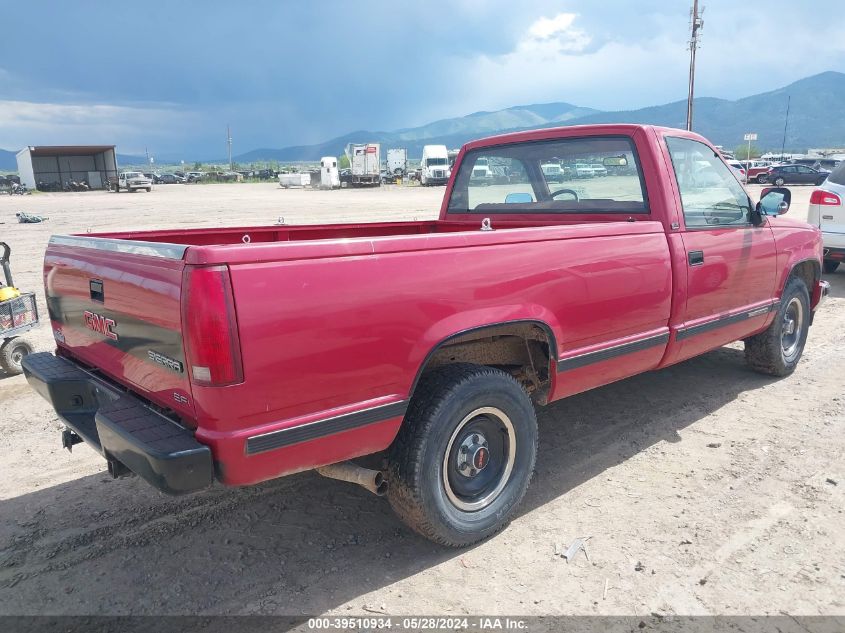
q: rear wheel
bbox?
[387,363,538,547]
[0,338,33,375]
[744,276,810,377]
[756,174,768,184]
[824,260,840,274]
[774,177,785,186]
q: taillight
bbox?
[809,190,842,206]
[181,265,244,386]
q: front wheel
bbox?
[744,276,810,376]
[824,260,840,274]
[387,363,538,547]
[0,337,34,375]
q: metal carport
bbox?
[16,145,118,190]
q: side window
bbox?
[665,136,752,228]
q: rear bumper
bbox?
[22,352,213,495]
[823,244,845,259]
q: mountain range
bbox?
[2,71,843,170]
[233,72,845,162]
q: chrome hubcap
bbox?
[781,298,803,357]
[442,407,516,512]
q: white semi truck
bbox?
[386,148,408,177]
[420,145,450,186]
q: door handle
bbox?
[688,250,704,266]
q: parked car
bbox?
[541,163,565,183]
[22,124,828,547]
[807,161,845,273]
[156,173,186,184]
[573,163,594,178]
[744,160,775,184]
[115,171,152,193]
[590,163,608,177]
[766,164,830,186]
[186,171,207,183]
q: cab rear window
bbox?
[446,136,648,215]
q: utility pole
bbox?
[780,95,791,160]
[686,0,704,131]
[227,125,233,171]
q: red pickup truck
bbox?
[24,124,829,546]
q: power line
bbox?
[686,0,704,131]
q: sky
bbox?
[1,0,844,159]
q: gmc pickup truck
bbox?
[23,124,829,546]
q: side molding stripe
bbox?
[246,400,409,455]
[675,302,779,341]
[557,332,670,372]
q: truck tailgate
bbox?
[44,237,196,421]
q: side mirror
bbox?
[757,187,791,218]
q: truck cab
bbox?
[420,144,451,186]
[116,171,152,193]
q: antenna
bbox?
[780,95,791,160]
[227,125,233,171]
[686,0,704,131]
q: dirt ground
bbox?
[0,182,842,618]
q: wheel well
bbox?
[414,322,555,405]
[789,260,819,293]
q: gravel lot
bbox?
[0,182,842,618]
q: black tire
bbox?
[387,363,538,547]
[115,183,120,192]
[745,276,810,377]
[0,338,33,375]
[756,175,768,184]
[773,177,785,186]
[146,187,151,192]
[824,260,840,274]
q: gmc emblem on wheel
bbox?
[148,350,184,373]
[83,310,118,340]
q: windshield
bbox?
[426,158,448,166]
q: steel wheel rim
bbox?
[11,346,26,365]
[781,297,804,357]
[442,406,516,512]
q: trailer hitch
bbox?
[61,429,82,452]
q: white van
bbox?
[420,145,450,186]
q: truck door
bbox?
[664,136,778,360]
